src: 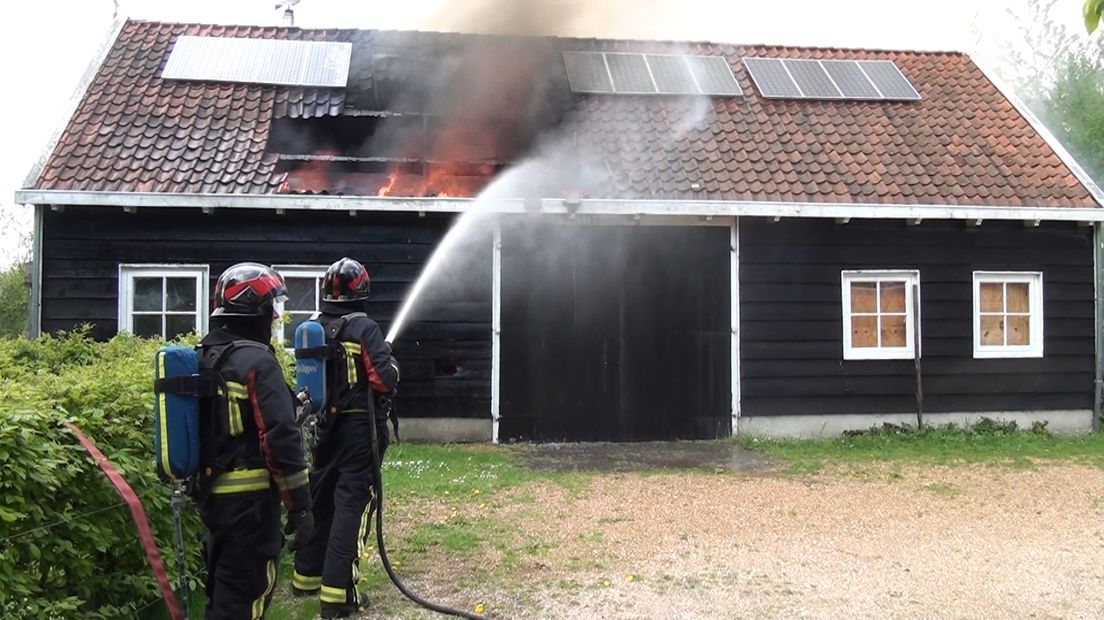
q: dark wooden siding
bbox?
[41,206,491,419]
[740,218,1095,415]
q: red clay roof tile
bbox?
[30,20,1099,207]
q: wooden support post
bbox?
[491,223,502,443]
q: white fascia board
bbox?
[21,18,126,190]
[973,59,1104,208]
[14,190,1104,222]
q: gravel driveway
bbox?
[365,463,1104,619]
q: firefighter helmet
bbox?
[322,257,371,302]
[211,263,288,317]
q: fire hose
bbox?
[64,422,184,620]
[368,398,488,620]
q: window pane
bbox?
[133,277,163,311]
[1007,283,1030,313]
[851,315,878,348]
[133,314,161,338]
[1007,315,1030,346]
[979,282,1003,313]
[980,315,1004,346]
[166,314,196,340]
[880,314,907,347]
[166,277,197,312]
[285,278,317,313]
[850,282,877,313]
[283,313,313,344]
[879,281,906,312]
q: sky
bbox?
[0,0,1095,266]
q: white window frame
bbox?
[273,265,328,347]
[841,270,921,361]
[972,271,1044,359]
[118,264,209,338]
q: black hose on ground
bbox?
[368,404,489,620]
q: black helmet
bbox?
[212,263,288,317]
[322,257,371,302]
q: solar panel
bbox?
[564,52,742,97]
[821,60,881,99]
[743,58,801,98]
[563,51,613,93]
[162,36,351,87]
[646,54,698,93]
[858,60,921,100]
[686,56,743,96]
[782,59,841,99]
[605,53,656,93]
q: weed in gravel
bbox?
[920,482,963,498]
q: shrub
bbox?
[0,330,204,619]
[0,263,29,337]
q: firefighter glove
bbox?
[284,509,314,551]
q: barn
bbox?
[16,19,1104,441]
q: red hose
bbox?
[64,422,183,620]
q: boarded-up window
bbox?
[974,272,1043,358]
[842,271,919,360]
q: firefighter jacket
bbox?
[318,301,399,415]
[196,327,311,511]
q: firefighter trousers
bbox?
[199,491,283,620]
[293,413,389,607]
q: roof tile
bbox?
[31,20,1098,207]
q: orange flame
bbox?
[377,169,400,196]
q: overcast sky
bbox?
[0,0,1093,266]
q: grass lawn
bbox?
[736,420,1104,474]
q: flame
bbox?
[377,168,400,196]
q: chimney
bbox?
[276,0,300,26]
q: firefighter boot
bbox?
[320,592,370,618]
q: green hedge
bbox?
[0,330,204,619]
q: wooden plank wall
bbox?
[41,207,492,419]
[740,218,1095,416]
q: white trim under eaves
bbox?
[974,59,1104,208]
[14,190,1104,222]
[21,18,126,191]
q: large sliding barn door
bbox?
[500,223,730,442]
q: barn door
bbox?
[500,223,729,442]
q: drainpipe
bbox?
[1094,223,1104,432]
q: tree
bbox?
[989,0,1103,186]
[1037,56,1104,182]
[1087,0,1104,33]
[0,262,29,337]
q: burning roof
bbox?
[28,20,1099,208]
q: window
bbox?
[118,265,209,339]
[841,270,920,360]
[274,266,327,346]
[973,271,1043,358]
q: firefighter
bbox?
[292,257,399,618]
[196,263,313,620]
